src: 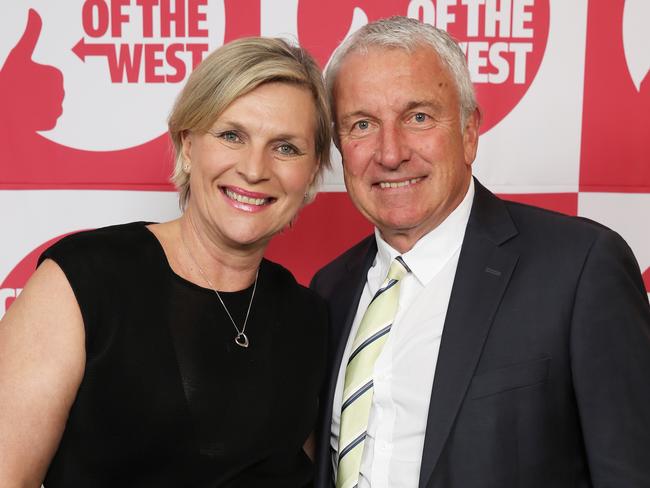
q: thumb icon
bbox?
[9,9,42,63]
[0,8,64,132]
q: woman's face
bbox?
[182,82,319,251]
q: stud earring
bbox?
[183,162,191,173]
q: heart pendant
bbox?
[235,332,249,348]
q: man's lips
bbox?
[221,185,275,206]
[376,177,424,189]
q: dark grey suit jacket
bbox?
[310,179,650,488]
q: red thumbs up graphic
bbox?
[0,9,64,133]
[0,8,173,190]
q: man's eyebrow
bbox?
[339,101,444,125]
[404,99,444,113]
[339,110,372,126]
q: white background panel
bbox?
[0,190,180,290]
[578,192,650,300]
[474,0,588,194]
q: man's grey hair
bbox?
[325,16,478,128]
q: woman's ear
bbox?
[180,130,192,165]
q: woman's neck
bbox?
[176,211,264,292]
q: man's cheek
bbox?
[342,143,373,174]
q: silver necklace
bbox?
[182,237,258,348]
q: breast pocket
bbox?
[468,357,551,400]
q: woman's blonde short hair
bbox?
[168,37,331,210]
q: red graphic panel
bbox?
[298,0,550,133]
[1,2,549,190]
[223,0,261,42]
[580,0,650,193]
[0,9,174,190]
[0,3,262,191]
[266,192,373,285]
[499,192,578,216]
[267,192,578,286]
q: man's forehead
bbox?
[339,43,443,70]
[333,46,454,115]
[334,45,450,93]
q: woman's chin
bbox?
[221,226,278,251]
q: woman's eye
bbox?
[209,129,242,143]
[220,131,241,143]
[277,143,300,156]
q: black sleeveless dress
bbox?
[38,222,327,487]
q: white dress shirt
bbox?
[331,179,475,488]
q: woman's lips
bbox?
[220,185,275,212]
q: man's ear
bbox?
[463,107,481,166]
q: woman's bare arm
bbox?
[303,431,316,461]
[0,259,85,488]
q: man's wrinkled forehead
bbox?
[332,45,454,112]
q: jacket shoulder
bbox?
[503,199,616,242]
[310,235,375,292]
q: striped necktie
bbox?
[336,256,410,488]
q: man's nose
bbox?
[236,146,271,183]
[376,124,410,169]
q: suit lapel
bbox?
[333,238,377,356]
[316,236,376,488]
[418,180,519,488]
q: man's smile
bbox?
[376,177,424,189]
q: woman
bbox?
[0,37,331,487]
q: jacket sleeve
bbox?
[570,227,650,486]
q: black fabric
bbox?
[38,221,327,488]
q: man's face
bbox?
[333,46,479,253]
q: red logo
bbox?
[1,2,549,190]
[298,0,550,133]
[0,2,260,191]
[580,0,650,193]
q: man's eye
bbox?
[355,120,370,131]
[413,112,428,123]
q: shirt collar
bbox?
[373,177,475,287]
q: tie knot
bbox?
[387,256,410,282]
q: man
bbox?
[311,16,650,488]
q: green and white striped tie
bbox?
[336,256,410,488]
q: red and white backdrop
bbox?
[1,0,649,319]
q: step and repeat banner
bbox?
[1,0,649,318]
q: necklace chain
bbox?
[182,235,258,349]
